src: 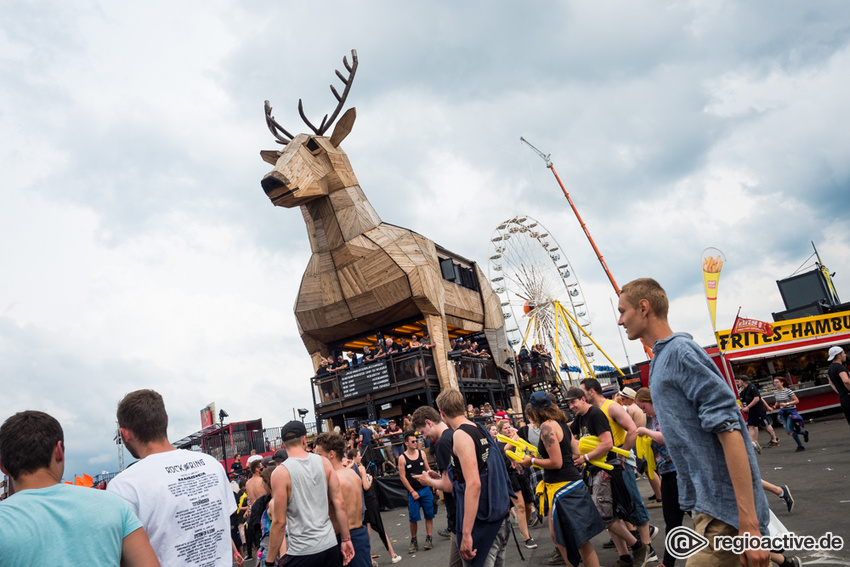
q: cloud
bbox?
[3,0,850,479]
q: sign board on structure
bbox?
[717,311,850,353]
[200,402,216,428]
[340,364,391,398]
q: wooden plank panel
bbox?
[337,264,368,298]
[347,290,384,318]
[424,314,457,390]
[374,276,412,309]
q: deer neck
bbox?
[301,184,382,253]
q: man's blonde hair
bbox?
[620,278,669,320]
[436,388,466,418]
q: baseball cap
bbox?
[620,387,638,400]
[272,448,288,463]
[828,346,844,361]
[529,390,553,409]
[564,387,585,401]
[281,420,307,442]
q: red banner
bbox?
[731,314,774,337]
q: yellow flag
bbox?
[701,248,726,331]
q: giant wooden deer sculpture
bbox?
[260,50,507,391]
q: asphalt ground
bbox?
[239,415,850,566]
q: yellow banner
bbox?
[701,248,726,331]
[718,311,850,352]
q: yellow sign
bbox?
[718,311,850,352]
[701,248,726,330]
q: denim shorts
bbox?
[408,487,435,522]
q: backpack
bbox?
[449,422,512,524]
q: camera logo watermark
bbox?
[665,526,845,559]
[665,526,709,559]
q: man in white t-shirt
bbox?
[108,389,243,567]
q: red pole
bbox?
[547,163,654,359]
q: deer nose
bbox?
[261,170,291,194]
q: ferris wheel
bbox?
[487,215,596,382]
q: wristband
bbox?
[341,536,351,542]
[530,457,535,467]
[583,454,588,464]
[265,561,276,567]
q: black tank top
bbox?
[450,423,490,485]
[538,420,582,483]
[404,449,426,491]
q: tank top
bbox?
[281,453,338,555]
[404,449,426,491]
[450,423,490,485]
[600,399,627,448]
[538,421,582,483]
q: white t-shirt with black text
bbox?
[108,448,235,567]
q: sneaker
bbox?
[795,446,806,452]
[529,512,541,527]
[647,494,658,501]
[373,561,379,567]
[803,430,809,443]
[392,556,402,564]
[647,547,658,562]
[547,549,566,565]
[647,500,663,509]
[632,543,650,567]
[753,441,762,454]
[781,485,795,512]
[768,440,780,447]
[408,539,418,554]
[648,524,659,540]
[788,556,801,567]
[437,528,451,538]
[603,538,616,549]
[423,536,432,550]
[525,538,538,549]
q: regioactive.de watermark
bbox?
[665,525,845,559]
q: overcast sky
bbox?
[3,1,850,479]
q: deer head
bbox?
[261,50,359,208]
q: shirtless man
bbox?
[244,459,267,559]
[315,433,371,567]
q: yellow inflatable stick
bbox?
[496,434,542,468]
[635,435,656,480]
[577,435,630,471]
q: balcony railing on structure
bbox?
[449,353,501,384]
[312,348,502,407]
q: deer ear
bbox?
[261,150,283,165]
[330,108,356,147]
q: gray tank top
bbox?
[282,453,338,555]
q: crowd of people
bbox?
[517,343,555,382]
[7,277,850,567]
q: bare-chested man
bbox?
[244,459,266,559]
[315,432,371,567]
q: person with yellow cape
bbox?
[519,391,605,567]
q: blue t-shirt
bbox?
[359,427,374,448]
[0,483,143,566]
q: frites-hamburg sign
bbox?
[717,311,850,352]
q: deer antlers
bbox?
[264,49,359,145]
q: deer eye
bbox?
[306,137,321,154]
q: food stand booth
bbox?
[710,310,849,414]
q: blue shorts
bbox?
[622,462,650,527]
[408,487,435,522]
